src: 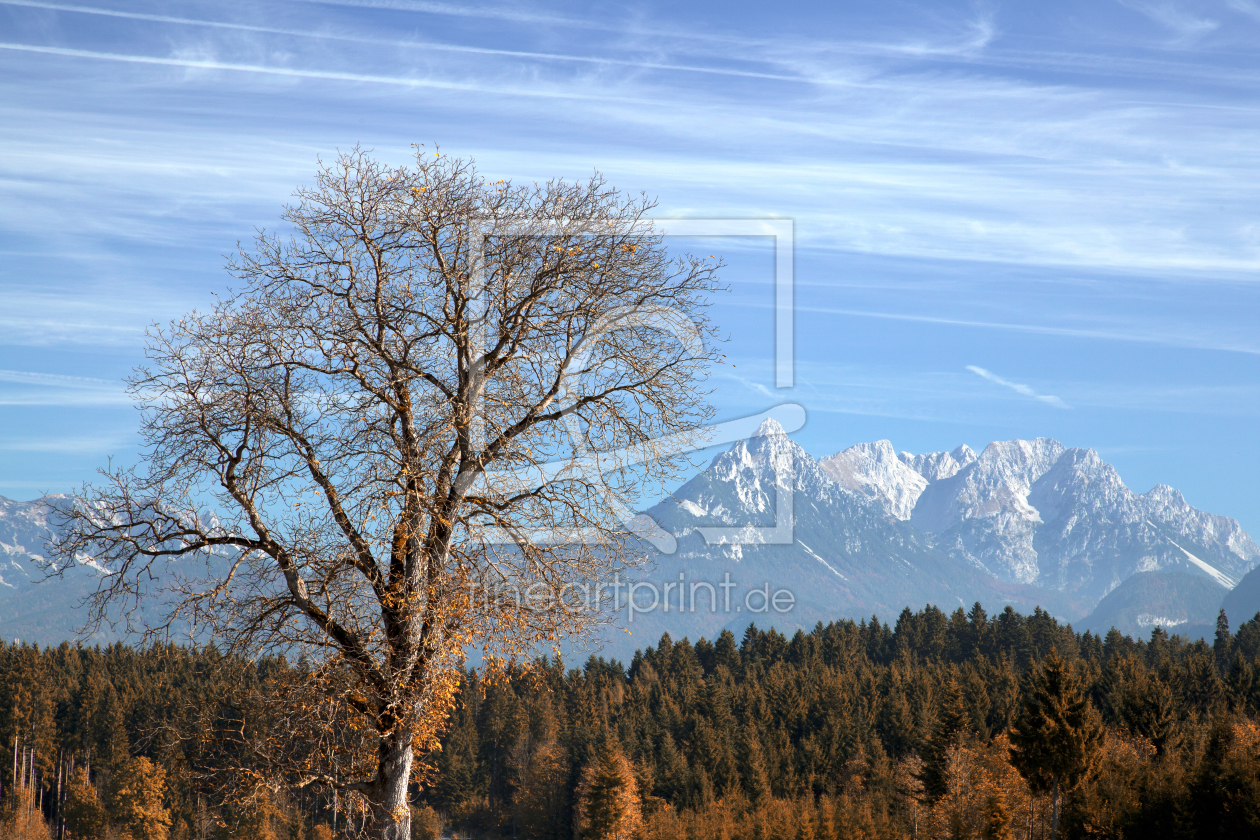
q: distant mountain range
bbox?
[4,423,1260,652]
[818,435,1255,598]
[597,422,1260,655]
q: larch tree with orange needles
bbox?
[51,147,723,840]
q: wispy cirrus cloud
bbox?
[0,1,805,83]
[0,370,118,388]
[0,370,129,405]
[803,308,1260,357]
[0,434,130,452]
[0,42,629,99]
[1116,0,1218,41]
[966,365,1070,409]
[1228,0,1260,20]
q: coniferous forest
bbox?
[4,604,1260,839]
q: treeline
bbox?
[4,604,1260,838]
[425,605,1260,839]
[0,643,330,839]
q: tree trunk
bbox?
[367,730,414,840]
[1051,776,1060,840]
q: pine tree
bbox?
[713,630,741,674]
[738,727,772,803]
[1103,654,1178,755]
[1010,650,1103,840]
[796,797,818,840]
[1190,718,1260,838]
[815,794,838,840]
[967,603,990,659]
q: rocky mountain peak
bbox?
[973,437,1066,483]
[899,444,977,482]
[813,435,1257,596]
[1142,483,1188,512]
[701,418,831,522]
[711,416,803,482]
[819,440,927,520]
[755,417,785,437]
[0,495,60,585]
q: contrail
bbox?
[967,365,1070,409]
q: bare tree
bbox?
[51,148,722,839]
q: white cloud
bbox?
[1228,0,1260,20]
[967,365,1070,409]
[0,1,802,83]
[0,434,130,452]
[804,308,1260,357]
[0,370,130,405]
[1116,0,1218,41]
[0,369,118,388]
[0,42,618,100]
[718,370,775,399]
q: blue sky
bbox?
[3,0,1260,533]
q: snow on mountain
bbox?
[899,445,977,482]
[0,495,114,644]
[636,427,1256,650]
[6,428,1257,651]
[819,440,927,520]
[700,418,803,526]
[830,437,1259,600]
[617,425,1080,657]
[0,495,60,588]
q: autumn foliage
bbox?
[5,603,1260,838]
[575,743,642,840]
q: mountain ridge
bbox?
[2,428,1256,651]
[820,436,1257,599]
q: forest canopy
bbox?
[4,603,1260,839]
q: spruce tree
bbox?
[1010,650,1103,840]
[921,674,970,799]
[738,727,773,803]
[1214,609,1233,673]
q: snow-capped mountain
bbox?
[4,425,1256,651]
[0,495,109,644]
[605,422,1081,654]
[819,440,928,520]
[599,425,1260,655]
[0,494,60,588]
[822,437,1258,600]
